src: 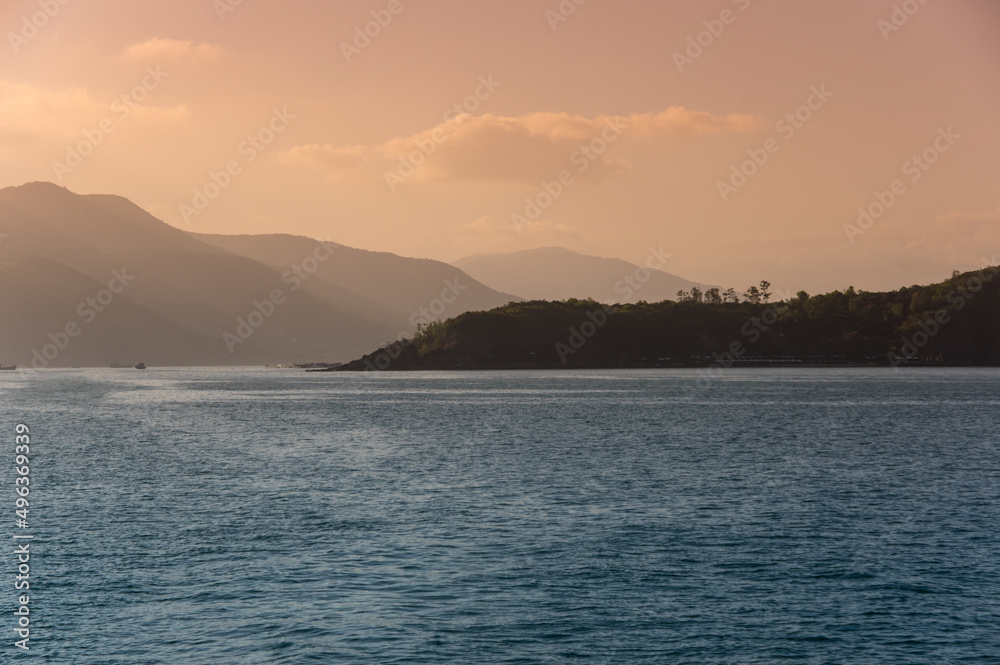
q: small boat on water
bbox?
[0,364,16,371]
[134,363,147,370]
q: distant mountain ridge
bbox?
[454,247,712,304]
[0,182,515,367]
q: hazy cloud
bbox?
[619,108,764,139]
[279,144,368,173]
[0,79,188,147]
[899,206,1000,264]
[122,38,224,62]
[936,206,1000,227]
[281,108,762,187]
[0,81,100,144]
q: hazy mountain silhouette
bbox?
[0,182,469,366]
[0,258,224,368]
[191,233,520,320]
[454,247,711,304]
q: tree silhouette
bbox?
[760,281,772,304]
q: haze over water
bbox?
[3,368,998,663]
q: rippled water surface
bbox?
[2,368,999,663]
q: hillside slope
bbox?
[192,233,521,322]
[0,183,399,365]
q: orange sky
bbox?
[2,0,998,293]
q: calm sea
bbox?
[2,368,999,663]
